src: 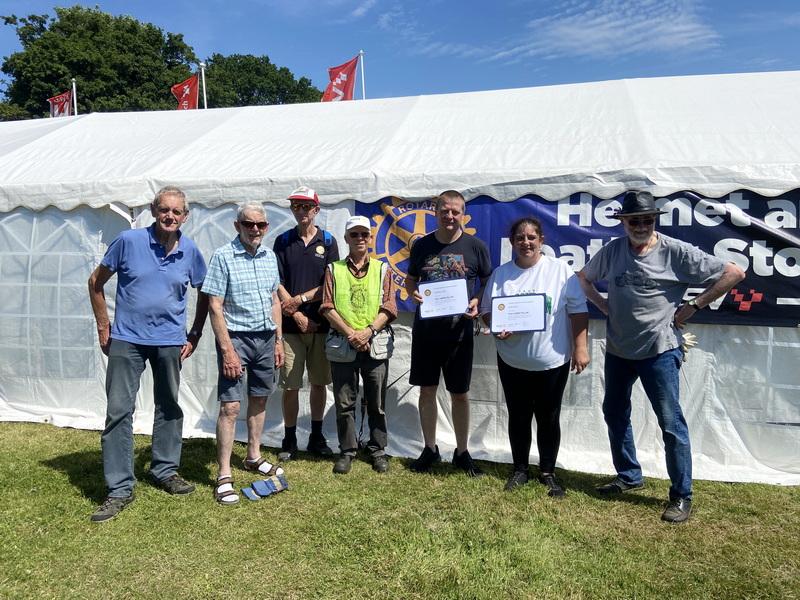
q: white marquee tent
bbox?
[1,70,798,484]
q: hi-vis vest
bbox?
[330,258,385,329]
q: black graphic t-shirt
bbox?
[407,231,491,339]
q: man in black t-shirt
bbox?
[273,186,340,461]
[405,190,491,476]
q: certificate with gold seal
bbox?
[418,278,469,319]
[490,294,546,333]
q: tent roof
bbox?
[2,70,799,211]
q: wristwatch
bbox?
[300,294,308,303]
[276,335,284,342]
[688,299,701,310]
[368,324,377,337]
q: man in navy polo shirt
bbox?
[88,186,208,523]
[273,186,339,461]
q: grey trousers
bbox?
[102,339,183,497]
[330,352,388,457]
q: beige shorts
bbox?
[280,333,332,389]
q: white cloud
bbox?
[350,0,378,19]
[485,0,720,63]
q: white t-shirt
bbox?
[481,255,588,371]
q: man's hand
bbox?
[293,311,316,333]
[97,324,111,356]
[347,328,372,352]
[180,331,201,362]
[221,348,243,380]
[673,304,697,329]
[465,298,480,319]
[571,347,590,374]
[274,340,285,368]
[281,294,303,316]
[494,330,512,340]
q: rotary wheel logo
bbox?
[367,197,476,300]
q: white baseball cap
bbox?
[345,215,371,231]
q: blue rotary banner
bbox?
[356,191,800,327]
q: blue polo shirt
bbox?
[101,225,207,346]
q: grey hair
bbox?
[237,201,267,222]
[151,186,189,212]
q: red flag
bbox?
[47,90,72,117]
[321,55,359,102]
[171,74,199,110]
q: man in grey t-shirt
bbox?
[578,191,745,523]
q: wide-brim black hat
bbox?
[612,191,666,218]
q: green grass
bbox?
[0,422,798,600]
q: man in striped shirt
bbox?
[202,202,284,505]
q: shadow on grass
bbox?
[397,457,664,507]
[40,438,217,502]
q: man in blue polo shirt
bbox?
[203,202,284,505]
[88,186,208,523]
[273,186,339,461]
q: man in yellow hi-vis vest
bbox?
[320,216,397,475]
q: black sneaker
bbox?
[278,437,298,462]
[372,455,389,474]
[90,495,134,523]
[307,434,334,456]
[332,454,353,475]
[409,445,441,473]
[596,477,644,495]
[151,473,195,495]
[504,469,529,491]
[452,449,484,478]
[661,497,692,523]
[539,473,566,498]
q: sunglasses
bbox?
[348,231,370,239]
[626,217,656,227]
[291,204,316,212]
[239,220,269,230]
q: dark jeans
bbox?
[497,355,570,473]
[330,352,388,457]
[603,348,692,499]
[102,339,183,497]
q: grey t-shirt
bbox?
[582,233,726,359]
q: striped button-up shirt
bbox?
[202,237,280,332]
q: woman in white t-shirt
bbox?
[481,217,590,496]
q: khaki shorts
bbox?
[280,333,332,389]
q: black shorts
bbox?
[409,323,474,394]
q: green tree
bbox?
[204,53,321,107]
[1,6,196,117]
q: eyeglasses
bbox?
[291,204,316,212]
[348,231,370,239]
[239,220,269,230]
[157,207,186,217]
[626,217,656,227]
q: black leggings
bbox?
[497,355,570,473]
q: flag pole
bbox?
[199,62,208,109]
[359,49,366,100]
[71,78,78,115]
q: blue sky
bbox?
[1,0,799,99]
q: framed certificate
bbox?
[418,279,469,319]
[490,294,546,333]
